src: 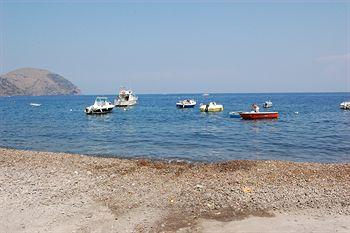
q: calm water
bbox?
[0,93,349,163]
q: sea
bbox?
[0,93,349,163]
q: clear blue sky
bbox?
[0,1,349,94]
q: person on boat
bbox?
[251,104,260,112]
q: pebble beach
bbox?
[1,147,350,232]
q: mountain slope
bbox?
[0,68,81,96]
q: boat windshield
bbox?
[96,97,109,103]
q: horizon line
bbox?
[82,91,350,96]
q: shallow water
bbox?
[0,93,349,163]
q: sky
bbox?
[0,1,349,94]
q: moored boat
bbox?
[114,87,138,107]
[85,97,114,115]
[239,112,279,120]
[340,101,350,110]
[263,101,273,108]
[200,102,224,112]
[30,103,41,107]
[229,111,242,118]
[176,99,196,108]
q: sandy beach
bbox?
[0,148,349,233]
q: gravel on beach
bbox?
[0,148,349,232]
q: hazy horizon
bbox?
[86,90,350,95]
[1,1,349,94]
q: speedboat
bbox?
[239,111,279,120]
[176,99,196,108]
[114,87,138,107]
[263,101,273,108]
[30,103,41,107]
[340,101,350,110]
[85,97,114,114]
[229,111,242,118]
[200,102,224,112]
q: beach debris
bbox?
[242,187,252,193]
[195,184,204,190]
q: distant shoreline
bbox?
[0,146,349,165]
[79,91,350,96]
[2,91,349,97]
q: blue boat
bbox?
[229,111,242,118]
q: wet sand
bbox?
[0,148,349,232]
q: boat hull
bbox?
[200,107,224,112]
[85,107,114,115]
[176,104,196,108]
[114,99,137,107]
[263,104,272,108]
[229,112,242,118]
[239,112,279,120]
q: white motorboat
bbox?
[114,88,138,107]
[176,99,196,108]
[263,101,273,108]
[200,102,224,112]
[85,97,114,114]
[340,101,350,110]
[30,103,41,107]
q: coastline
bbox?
[1,148,349,232]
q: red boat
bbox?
[239,112,279,120]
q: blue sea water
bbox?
[0,93,349,163]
